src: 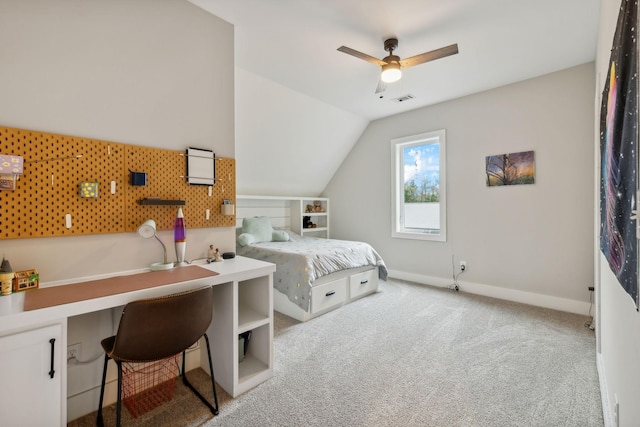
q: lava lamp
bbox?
[174,207,187,266]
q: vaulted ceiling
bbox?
[188,0,601,196]
[191,0,600,121]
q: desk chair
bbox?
[96,286,219,426]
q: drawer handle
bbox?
[360,280,369,285]
[325,290,336,296]
[49,338,56,379]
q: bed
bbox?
[236,216,387,321]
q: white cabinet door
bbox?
[0,323,63,427]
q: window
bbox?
[391,129,446,241]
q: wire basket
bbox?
[121,354,180,418]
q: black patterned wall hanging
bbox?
[600,0,639,309]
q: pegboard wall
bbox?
[0,126,235,239]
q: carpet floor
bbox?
[69,278,603,426]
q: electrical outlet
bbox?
[67,343,81,363]
[460,261,467,271]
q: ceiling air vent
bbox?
[391,94,415,103]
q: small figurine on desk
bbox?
[0,256,14,296]
[207,245,223,262]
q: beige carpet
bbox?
[69,278,603,426]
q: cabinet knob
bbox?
[325,290,336,297]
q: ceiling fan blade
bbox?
[337,45,387,66]
[399,43,459,68]
[375,79,387,94]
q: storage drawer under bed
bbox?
[311,277,347,314]
[349,268,378,299]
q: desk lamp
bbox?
[137,219,174,271]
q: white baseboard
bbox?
[597,352,614,427]
[387,269,592,316]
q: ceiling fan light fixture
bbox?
[381,62,401,83]
[338,38,458,92]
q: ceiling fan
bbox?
[337,38,459,93]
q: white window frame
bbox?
[391,129,447,242]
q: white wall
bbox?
[0,0,235,420]
[324,63,596,314]
[0,0,236,282]
[234,67,368,196]
[595,1,640,426]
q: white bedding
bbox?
[236,231,387,311]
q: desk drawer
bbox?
[349,268,378,299]
[311,278,347,314]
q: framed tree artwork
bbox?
[485,150,535,187]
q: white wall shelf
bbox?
[207,272,273,397]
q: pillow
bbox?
[237,233,256,247]
[241,216,273,242]
[237,217,290,246]
[272,229,289,242]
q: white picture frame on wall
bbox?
[186,147,215,185]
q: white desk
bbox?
[0,256,275,427]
